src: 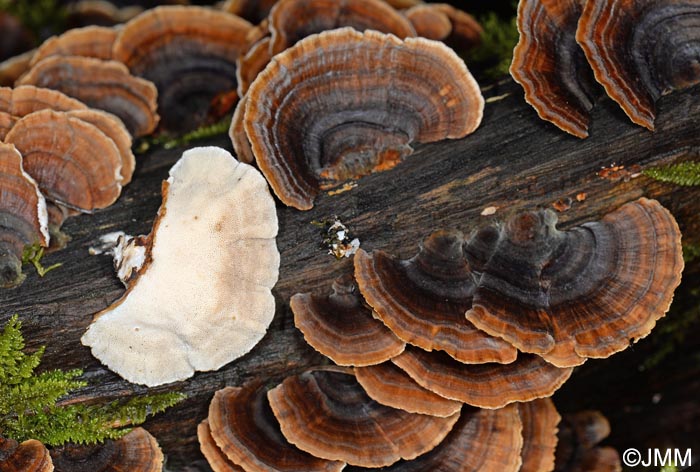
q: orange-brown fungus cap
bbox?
[0,111,14,140]
[0,49,35,87]
[510,0,597,138]
[5,109,122,212]
[229,95,255,164]
[50,427,163,472]
[31,26,118,66]
[0,85,87,117]
[0,142,49,288]
[207,384,345,472]
[236,37,273,97]
[268,0,416,55]
[405,4,483,52]
[354,362,462,417]
[65,0,142,28]
[198,421,245,472]
[555,411,621,472]
[112,6,252,132]
[291,274,405,366]
[519,398,560,472]
[0,437,53,472]
[466,198,683,368]
[392,348,573,409]
[354,230,516,364]
[17,56,159,137]
[577,0,700,130]
[268,368,460,467]
[245,28,484,210]
[404,5,453,41]
[221,0,279,24]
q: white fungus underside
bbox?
[81,147,279,386]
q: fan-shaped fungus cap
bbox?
[81,147,279,386]
[0,111,15,140]
[392,348,573,409]
[0,85,87,117]
[354,362,462,417]
[236,37,272,97]
[554,411,621,472]
[17,56,159,137]
[112,6,252,132]
[0,143,49,288]
[268,0,416,55]
[466,198,683,368]
[510,0,597,138]
[198,421,245,472]
[0,49,35,87]
[405,4,483,52]
[576,0,700,130]
[30,26,118,66]
[404,5,453,42]
[50,428,163,472]
[230,95,255,164]
[206,383,345,471]
[519,398,560,472]
[354,230,516,364]
[268,368,460,467]
[0,437,53,472]
[246,28,484,210]
[291,274,405,366]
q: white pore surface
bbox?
[81,147,280,386]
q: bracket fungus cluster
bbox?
[0,437,53,472]
[82,147,279,386]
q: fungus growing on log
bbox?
[519,398,560,472]
[229,95,255,164]
[236,37,272,97]
[81,147,279,386]
[30,26,118,66]
[267,368,460,467]
[466,198,683,368]
[291,274,405,366]
[404,4,483,52]
[0,143,49,288]
[554,411,621,472]
[198,421,245,472]
[577,0,700,130]
[0,50,35,87]
[112,6,253,132]
[0,438,53,472]
[510,0,597,138]
[245,28,484,210]
[354,230,516,364]
[404,5,453,42]
[0,86,87,118]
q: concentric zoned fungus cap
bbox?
[466,198,684,368]
[30,26,118,66]
[519,398,560,472]
[0,143,49,288]
[291,274,405,366]
[0,50,35,87]
[81,147,279,386]
[245,28,484,210]
[354,362,462,417]
[4,109,122,212]
[392,348,573,409]
[576,0,700,130]
[206,384,345,472]
[0,85,87,117]
[404,4,483,51]
[354,230,516,364]
[0,111,14,140]
[50,428,163,472]
[236,37,272,97]
[112,6,252,132]
[17,56,159,137]
[0,438,53,472]
[510,0,597,138]
[198,421,245,472]
[221,0,279,23]
[268,0,416,55]
[554,411,621,472]
[268,368,460,467]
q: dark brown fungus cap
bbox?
[229,95,255,164]
[0,142,49,288]
[268,0,417,55]
[291,274,405,366]
[510,0,598,138]
[0,50,35,87]
[245,28,484,210]
[554,411,621,472]
[30,26,118,66]
[5,109,122,212]
[466,198,684,368]
[392,347,573,409]
[519,398,560,472]
[0,437,53,472]
[221,0,279,24]
[404,5,453,42]
[577,0,700,130]
[354,362,462,417]
[236,37,273,97]
[268,368,460,467]
[112,6,252,132]
[405,4,483,52]
[17,56,159,137]
[0,85,87,117]
[354,230,517,364]
[207,384,345,472]
[50,427,163,472]
[198,421,245,472]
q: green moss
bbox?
[643,161,700,187]
[466,9,519,80]
[683,244,700,263]
[136,116,232,154]
[0,0,67,41]
[22,243,61,278]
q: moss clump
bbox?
[643,161,700,187]
[466,8,519,81]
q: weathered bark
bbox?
[2,79,700,469]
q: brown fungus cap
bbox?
[404,5,453,41]
[392,347,573,409]
[17,56,159,137]
[354,230,516,364]
[554,411,621,472]
[466,198,684,368]
[50,427,163,472]
[5,109,123,212]
[291,274,405,367]
[577,0,700,130]
[206,383,345,472]
[0,437,53,472]
[405,4,483,52]
[245,28,484,210]
[519,398,561,472]
[198,421,245,472]
[0,85,87,117]
[112,6,252,132]
[229,95,255,164]
[0,49,35,87]
[268,368,460,467]
[510,0,598,138]
[236,37,273,97]
[268,0,417,55]
[0,110,14,140]
[30,26,118,66]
